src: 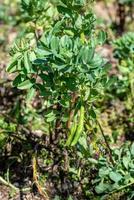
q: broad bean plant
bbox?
[113,32,134,110]
[7,0,108,146]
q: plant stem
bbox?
[0,176,31,192]
[109,181,134,194]
[0,176,18,191]
[97,120,114,166]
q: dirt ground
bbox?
[0,185,44,200]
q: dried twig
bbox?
[32,155,49,200]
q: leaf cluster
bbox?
[7,0,108,140]
[95,143,134,198]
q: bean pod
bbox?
[71,105,85,146]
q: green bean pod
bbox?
[66,122,77,146]
[71,105,85,146]
[24,51,31,73]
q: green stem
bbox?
[0,176,31,193]
[97,120,114,166]
[0,176,18,191]
[109,181,134,194]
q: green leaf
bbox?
[75,15,82,29]
[50,36,59,53]
[78,46,94,64]
[22,0,30,6]
[63,29,74,36]
[53,196,61,200]
[46,115,56,122]
[109,171,122,183]
[45,110,55,118]
[52,21,63,34]
[73,0,85,6]
[99,167,110,178]
[64,77,77,91]
[17,58,22,70]
[123,156,130,169]
[24,51,32,73]
[88,158,98,164]
[26,87,35,102]
[45,110,56,122]
[95,182,110,194]
[68,196,73,200]
[13,74,23,87]
[36,84,51,97]
[36,48,52,57]
[79,135,88,150]
[131,143,134,156]
[29,51,36,61]
[39,73,53,87]
[57,5,72,16]
[90,54,103,68]
[0,133,7,148]
[17,80,33,90]
[119,66,130,74]
[59,99,69,108]
[6,60,17,73]
[89,109,96,119]
[33,58,48,65]
[98,30,107,45]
